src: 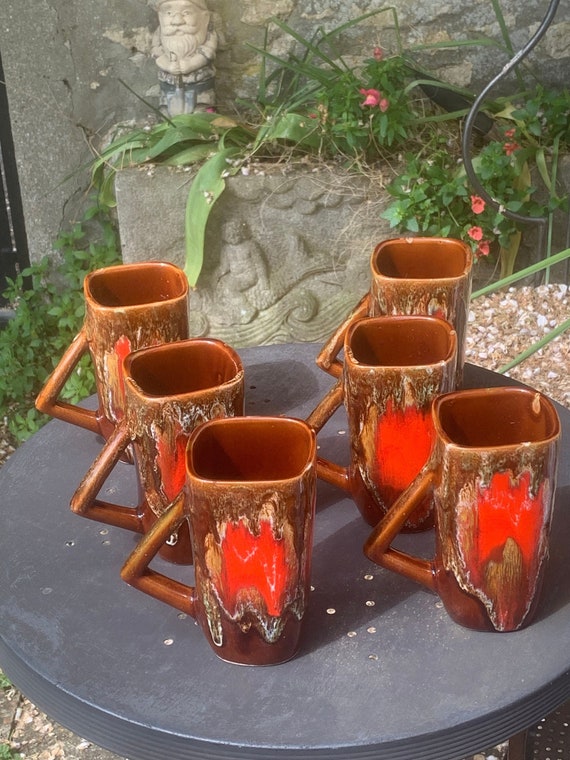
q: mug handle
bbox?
[305,379,350,492]
[120,497,196,616]
[70,421,144,533]
[315,293,370,378]
[35,331,101,434]
[363,468,437,591]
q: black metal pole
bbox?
[461,0,562,270]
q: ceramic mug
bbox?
[70,338,244,564]
[364,387,561,632]
[307,315,457,530]
[316,236,472,388]
[121,416,317,666]
[35,261,189,441]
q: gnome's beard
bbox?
[160,32,199,61]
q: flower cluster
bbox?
[467,196,491,258]
[503,127,520,156]
[308,47,415,160]
[359,88,389,112]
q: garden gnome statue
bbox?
[150,0,218,116]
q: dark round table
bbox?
[0,342,569,760]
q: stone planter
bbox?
[115,164,393,347]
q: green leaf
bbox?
[184,147,242,287]
[255,112,322,149]
[162,144,217,166]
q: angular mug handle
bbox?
[363,467,437,591]
[120,498,195,616]
[35,331,101,434]
[315,293,370,378]
[70,421,143,533]
[305,379,350,492]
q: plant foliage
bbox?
[0,201,121,443]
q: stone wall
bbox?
[0,0,568,264]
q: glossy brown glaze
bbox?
[310,315,457,530]
[35,261,189,438]
[71,339,244,564]
[121,416,317,665]
[364,386,561,631]
[316,237,472,388]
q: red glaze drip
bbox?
[113,335,132,418]
[215,519,292,617]
[457,469,548,630]
[472,470,546,585]
[376,398,435,493]
[155,430,187,502]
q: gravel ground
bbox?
[0,283,568,760]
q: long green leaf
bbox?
[254,112,322,149]
[471,247,570,298]
[266,17,347,73]
[141,127,213,162]
[499,318,570,373]
[184,147,241,286]
[161,144,216,166]
[408,37,499,52]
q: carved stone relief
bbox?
[115,165,394,347]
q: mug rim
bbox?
[371,236,473,282]
[433,386,561,449]
[124,338,244,400]
[186,415,317,485]
[84,261,189,309]
[345,314,458,369]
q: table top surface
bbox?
[0,342,569,760]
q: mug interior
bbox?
[87,263,187,307]
[127,341,241,397]
[373,238,470,280]
[349,317,455,367]
[437,388,560,447]
[188,418,314,481]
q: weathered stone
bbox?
[116,164,393,346]
[1,0,568,265]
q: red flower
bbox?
[476,240,490,258]
[379,98,390,112]
[505,127,516,138]
[468,225,483,241]
[373,46,384,61]
[360,88,382,108]
[504,141,520,156]
[471,195,486,214]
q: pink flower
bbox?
[379,98,390,112]
[504,141,520,156]
[476,240,490,257]
[471,195,486,215]
[373,47,384,61]
[360,88,382,108]
[468,226,484,241]
[505,128,516,138]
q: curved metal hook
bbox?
[461,0,561,259]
